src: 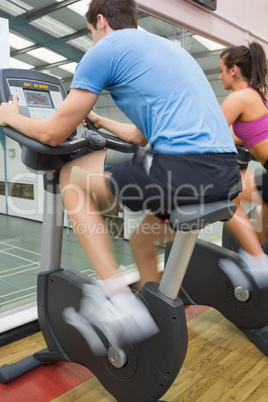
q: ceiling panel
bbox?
[0,1,225,94]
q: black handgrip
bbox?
[236,145,247,154]
[82,129,107,151]
[0,356,43,384]
[236,145,255,170]
[85,116,99,133]
[4,127,89,155]
[103,134,138,153]
[85,117,138,153]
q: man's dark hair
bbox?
[86,0,137,30]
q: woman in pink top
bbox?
[219,42,268,278]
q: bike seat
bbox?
[170,200,236,232]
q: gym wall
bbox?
[136,0,268,55]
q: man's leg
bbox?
[130,213,175,289]
[60,151,158,354]
[60,150,119,279]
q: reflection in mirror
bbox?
[0,8,228,321]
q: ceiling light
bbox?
[40,69,63,80]
[56,0,91,16]
[27,48,67,63]
[31,16,75,38]
[193,35,225,51]
[0,0,32,16]
[10,57,34,70]
[60,62,78,74]
[68,0,91,16]
[67,37,92,53]
[9,33,35,50]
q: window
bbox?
[21,184,34,200]
[8,182,34,200]
[0,181,5,195]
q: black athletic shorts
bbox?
[255,160,268,204]
[105,149,242,220]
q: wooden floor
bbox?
[1,307,268,401]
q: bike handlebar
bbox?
[3,121,138,156]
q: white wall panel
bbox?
[136,0,268,54]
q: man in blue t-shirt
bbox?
[0,0,241,355]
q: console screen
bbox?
[24,89,54,108]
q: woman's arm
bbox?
[85,111,148,147]
[221,92,246,147]
[231,131,245,146]
[221,91,244,126]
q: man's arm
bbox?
[0,89,99,147]
[86,111,148,147]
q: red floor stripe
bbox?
[0,305,209,401]
[185,305,210,321]
[0,362,93,402]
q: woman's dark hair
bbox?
[220,42,268,98]
[86,0,137,30]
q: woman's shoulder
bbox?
[233,87,255,97]
[222,90,245,109]
[227,87,261,106]
[238,87,264,100]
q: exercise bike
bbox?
[0,68,236,401]
[166,149,268,356]
[222,148,268,254]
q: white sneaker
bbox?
[238,248,268,288]
[63,282,159,355]
[63,306,107,355]
[219,249,268,290]
[109,288,159,344]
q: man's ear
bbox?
[96,14,107,30]
[96,13,114,35]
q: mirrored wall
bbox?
[0,3,228,325]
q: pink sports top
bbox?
[232,88,268,149]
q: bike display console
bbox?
[0,69,66,118]
[0,68,136,173]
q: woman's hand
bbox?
[0,94,20,126]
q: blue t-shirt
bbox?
[71,29,236,154]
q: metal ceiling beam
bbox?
[61,76,74,83]
[192,49,223,59]
[0,10,85,63]
[9,0,81,27]
[32,59,73,71]
[11,43,40,57]
[137,10,149,19]
[203,68,220,76]
[11,28,89,57]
